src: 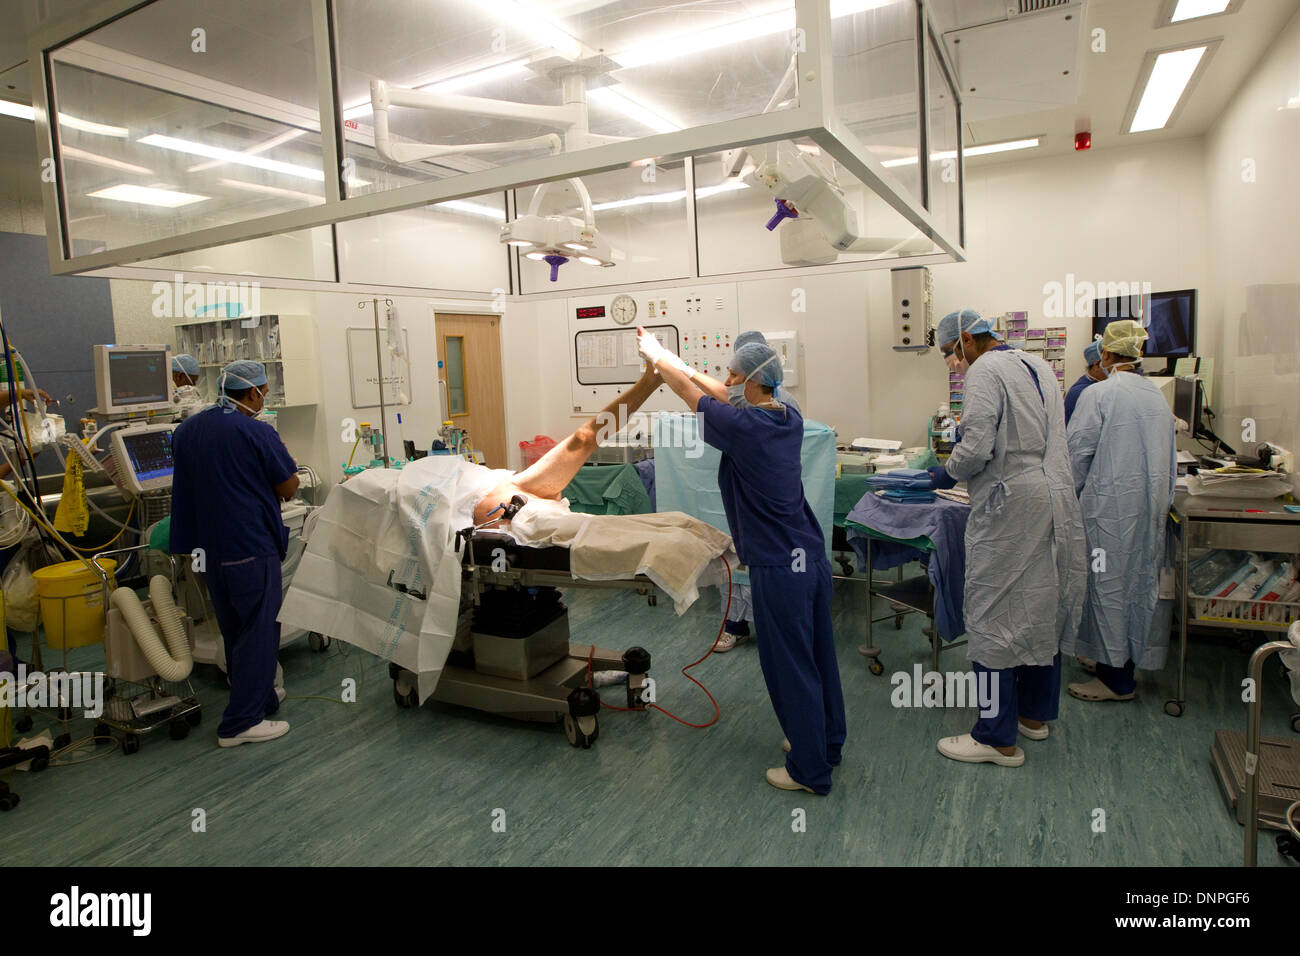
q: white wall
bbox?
[1204,5,1300,456]
[502,135,1212,452]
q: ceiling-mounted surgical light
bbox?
[501,178,614,281]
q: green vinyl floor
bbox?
[1,571,1296,867]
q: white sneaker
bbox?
[937,733,1024,767]
[1075,655,1098,674]
[1068,677,1135,702]
[275,687,286,705]
[1018,720,1050,741]
[218,719,289,748]
[782,737,791,753]
[714,633,743,653]
[765,766,815,793]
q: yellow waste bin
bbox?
[33,559,117,649]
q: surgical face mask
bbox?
[728,353,778,409]
[942,342,968,375]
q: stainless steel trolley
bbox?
[90,544,202,755]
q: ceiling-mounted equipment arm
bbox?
[370,79,569,165]
[720,54,799,179]
[527,177,595,229]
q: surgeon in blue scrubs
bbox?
[638,328,846,794]
[170,360,299,748]
[718,330,804,652]
[1063,338,1105,425]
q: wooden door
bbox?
[435,313,507,468]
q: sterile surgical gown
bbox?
[942,347,1087,669]
[1067,372,1177,670]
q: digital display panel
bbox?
[575,305,606,319]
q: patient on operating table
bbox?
[469,366,662,527]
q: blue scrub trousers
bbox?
[204,554,283,738]
[749,558,846,794]
[1096,659,1136,695]
[970,654,1061,748]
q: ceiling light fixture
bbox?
[880,138,1041,168]
[87,184,208,207]
[1129,46,1207,132]
[61,146,153,175]
[612,0,894,70]
[139,133,326,181]
[1169,0,1233,23]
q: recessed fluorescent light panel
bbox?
[1157,0,1243,27]
[880,138,1040,168]
[1126,43,1216,133]
[87,184,208,207]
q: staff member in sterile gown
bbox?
[170,360,300,748]
[928,310,1087,768]
[1063,338,1105,425]
[1066,320,1177,703]
[171,353,207,419]
[639,329,845,794]
[716,330,804,653]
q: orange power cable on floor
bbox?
[586,555,731,729]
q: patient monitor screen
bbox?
[121,429,175,484]
[108,351,169,405]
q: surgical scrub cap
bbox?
[936,308,1003,348]
[1083,339,1102,366]
[1101,319,1148,359]
[729,342,783,388]
[734,330,767,351]
[172,353,200,377]
[220,359,268,392]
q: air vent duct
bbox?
[1016,0,1072,13]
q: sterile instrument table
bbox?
[1167,491,1300,718]
[843,493,970,677]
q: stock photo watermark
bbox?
[890,663,1000,719]
[151,274,262,321]
[0,665,104,719]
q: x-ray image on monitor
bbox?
[1143,290,1195,358]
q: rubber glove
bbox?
[927,465,958,490]
[637,328,693,378]
[636,327,667,365]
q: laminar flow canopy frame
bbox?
[28,0,965,283]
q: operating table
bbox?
[388,524,655,749]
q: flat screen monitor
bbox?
[1173,375,1201,437]
[1092,289,1196,359]
[94,344,173,415]
[111,424,176,495]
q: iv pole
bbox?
[358,297,393,466]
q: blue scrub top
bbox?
[170,403,297,561]
[697,395,824,567]
[1063,372,1095,424]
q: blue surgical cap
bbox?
[172,353,200,377]
[729,342,783,388]
[1083,339,1102,366]
[734,330,767,351]
[220,359,268,391]
[936,308,1003,348]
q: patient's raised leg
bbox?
[512,368,661,500]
